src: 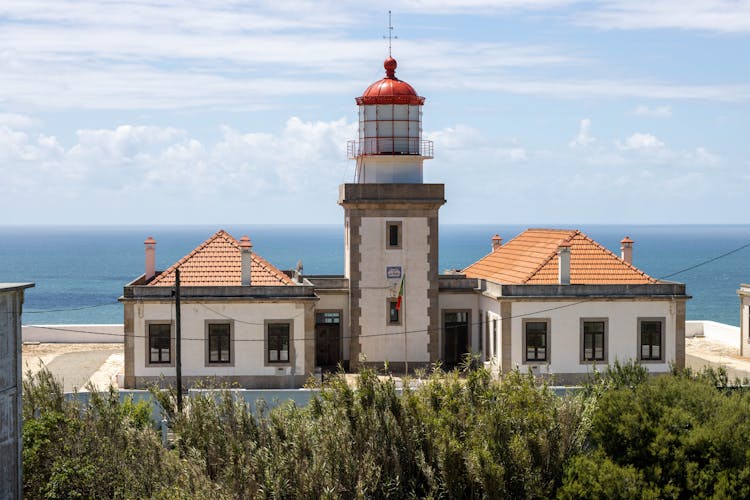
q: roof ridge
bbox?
[521,230,578,283]
[149,229,232,286]
[576,231,657,283]
[251,252,293,285]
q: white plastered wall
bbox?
[478,295,501,371]
[134,301,308,378]
[357,216,430,363]
[508,299,677,375]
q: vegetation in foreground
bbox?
[22,362,750,499]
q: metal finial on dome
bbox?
[384,56,397,78]
[383,10,397,58]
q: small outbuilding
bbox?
[0,282,34,499]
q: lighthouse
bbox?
[347,56,433,183]
[340,55,445,371]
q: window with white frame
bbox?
[524,320,549,363]
[581,319,607,362]
[639,318,664,361]
[207,322,232,364]
[267,322,290,364]
[148,323,171,364]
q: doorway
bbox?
[443,310,471,369]
[315,311,342,370]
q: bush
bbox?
[153,365,587,498]
[561,369,750,498]
[22,368,217,499]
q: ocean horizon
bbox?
[1,224,749,326]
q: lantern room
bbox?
[348,57,433,184]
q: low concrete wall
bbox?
[686,320,740,349]
[23,324,124,343]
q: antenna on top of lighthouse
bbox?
[383,10,397,57]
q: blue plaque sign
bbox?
[386,266,402,279]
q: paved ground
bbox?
[686,337,750,381]
[21,337,750,392]
[23,343,123,392]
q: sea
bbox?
[1,224,749,327]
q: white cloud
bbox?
[2,1,748,110]
[569,118,595,149]
[0,113,36,129]
[574,0,750,33]
[618,132,665,150]
[0,116,359,222]
[633,104,672,117]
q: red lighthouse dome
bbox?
[356,57,425,106]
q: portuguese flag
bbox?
[396,275,405,310]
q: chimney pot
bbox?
[620,236,633,264]
[144,236,156,281]
[491,234,503,252]
[239,236,253,286]
[558,241,571,285]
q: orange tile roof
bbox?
[147,230,294,287]
[463,229,657,285]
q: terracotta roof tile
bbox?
[463,229,656,285]
[147,230,293,287]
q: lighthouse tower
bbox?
[340,56,445,371]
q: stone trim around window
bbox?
[638,317,666,363]
[204,320,234,367]
[579,318,608,364]
[264,319,294,368]
[144,320,175,368]
[386,220,402,249]
[522,318,550,364]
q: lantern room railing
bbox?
[347,139,434,159]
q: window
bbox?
[524,320,549,362]
[267,322,290,364]
[478,310,483,352]
[387,299,401,325]
[148,323,171,364]
[316,312,341,325]
[386,221,402,249]
[581,320,607,362]
[639,319,664,361]
[207,322,231,364]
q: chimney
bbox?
[239,236,253,286]
[558,241,571,285]
[620,236,633,264]
[144,236,156,281]
[491,234,503,252]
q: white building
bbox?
[462,230,687,382]
[121,231,317,389]
[121,56,688,388]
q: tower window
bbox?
[386,221,402,249]
[387,299,401,325]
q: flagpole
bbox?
[403,273,408,376]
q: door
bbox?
[443,310,470,369]
[315,312,341,369]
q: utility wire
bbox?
[15,237,750,341]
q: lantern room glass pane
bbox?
[377,104,393,120]
[378,121,393,136]
[393,105,408,120]
[393,122,408,137]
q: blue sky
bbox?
[1,0,749,225]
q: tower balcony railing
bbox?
[347,138,434,159]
